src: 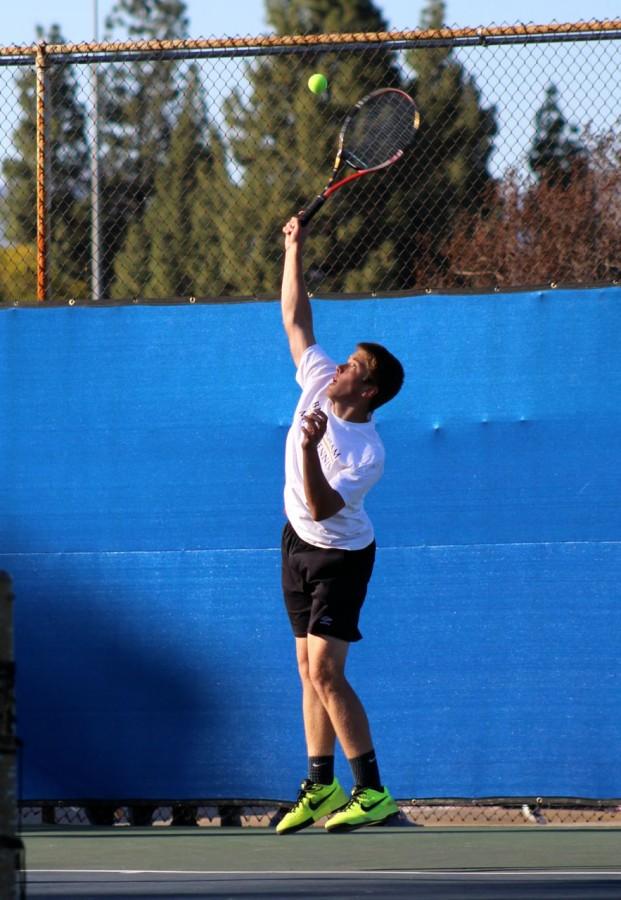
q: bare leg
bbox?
[306,632,373,758]
[295,636,336,756]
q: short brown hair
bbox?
[357,342,404,411]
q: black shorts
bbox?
[281,520,376,643]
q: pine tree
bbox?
[220,0,402,295]
[529,84,586,188]
[142,66,208,298]
[392,0,497,286]
[1,24,90,299]
[109,218,150,299]
[189,127,235,298]
[111,62,230,300]
[99,0,189,296]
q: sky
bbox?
[2,0,620,45]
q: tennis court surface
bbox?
[23,824,621,898]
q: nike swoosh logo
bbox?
[360,797,388,812]
[308,787,337,811]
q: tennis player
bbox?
[276,215,404,835]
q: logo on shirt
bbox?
[318,433,340,467]
[299,400,322,420]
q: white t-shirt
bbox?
[284,344,384,550]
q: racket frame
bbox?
[298,87,420,225]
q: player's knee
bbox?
[308,659,343,698]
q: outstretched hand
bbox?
[301,408,327,450]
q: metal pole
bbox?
[90,0,102,301]
[0,572,20,900]
[35,41,49,302]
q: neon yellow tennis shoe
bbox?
[276,778,348,835]
[324,785,399,832]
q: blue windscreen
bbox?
[2,287,620,800]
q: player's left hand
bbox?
[301,409,327,449]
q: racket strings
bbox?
[344,91,417,170]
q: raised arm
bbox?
[281,216,316,367]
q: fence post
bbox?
[0,572,22,899]
[35,41,50,303]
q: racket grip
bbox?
[298,194,326,226]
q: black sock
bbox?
[308,755,334,785]
[349,749,382,791]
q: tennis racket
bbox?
[298,87,420,225]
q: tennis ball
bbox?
[308,73,328,95]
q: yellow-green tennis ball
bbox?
[308,73,328,95]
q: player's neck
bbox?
[331,400,370,423]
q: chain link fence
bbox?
[0,19,620,303]
[19,797,621,828]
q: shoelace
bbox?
[289,780,319,812]
[340,786,366,812]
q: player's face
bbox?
[327,350,375,402]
